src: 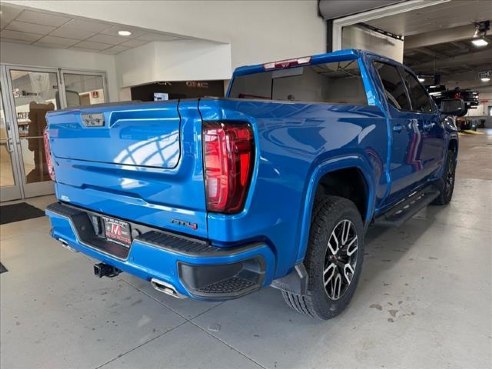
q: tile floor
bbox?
[1,131,491,369]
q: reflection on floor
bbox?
[1,130,491,369]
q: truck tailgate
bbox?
[46,100,207,238]
[49,102,180,168]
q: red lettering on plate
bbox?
[111,223,122,236]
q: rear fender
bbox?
[295,155,376,263]
[434,121,459,179]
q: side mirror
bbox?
[440,98,466,116]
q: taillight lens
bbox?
[43,128,55,181]
[203,122,254,214]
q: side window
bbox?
[373,61,411,111]
[403,71,433,113]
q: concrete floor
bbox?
[1,130,491,369]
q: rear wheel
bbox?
[282,196,364,320]
[432,148,456,205]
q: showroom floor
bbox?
[1,130,491,369]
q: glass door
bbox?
[0,65,109,202]
[61,71,107,107]
[0,77,23,202]
[5,66,59,199]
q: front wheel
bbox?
[432,148,457,205]
[282,196,365,320]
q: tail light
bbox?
[203,122,254,214]
[43,128,55,181]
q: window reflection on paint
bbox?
[113,131,179,167]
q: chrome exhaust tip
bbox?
[58,238,77,252]
[150,278,184,299]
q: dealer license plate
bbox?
[103,217,132,247]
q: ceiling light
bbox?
[418,77,425,83]
[472,21,490,47]
[118,30,132,36]
[481,77,491,82]
[471,38,488,47]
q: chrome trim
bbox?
[150,278,185,299]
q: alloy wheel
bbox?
[323,219,359,300]
[445,155,455,197]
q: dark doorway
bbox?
[130,80,225,101]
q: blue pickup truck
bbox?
[45,49,463,319]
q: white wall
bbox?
[342,25,403,62]
[0,41,118,102]
[114,42,155,89]
[116,40,232,87]
[468,88,492,117]
[8,0,326,69]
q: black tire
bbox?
[457,106,468,117]
[431,149,457,205]
[282,196,365,320]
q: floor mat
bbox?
[0,202,45,225]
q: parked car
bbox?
[427,85,479,117]
[456,116,478,131]
[44,49,463,320]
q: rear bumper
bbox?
[46,202,275,300]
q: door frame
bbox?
[60,69,109,107]
[0,63,109,201]
[3,64,61,199]
[0,65,24,202]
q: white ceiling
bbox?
[0,3,191,54]
[365,0,492,36]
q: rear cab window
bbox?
[229,60,368,105]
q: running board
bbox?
[375,187,440,227]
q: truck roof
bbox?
[232,48,400,77]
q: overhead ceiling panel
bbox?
[1,29,41,42]
[366,0,492,36]
[15,9,70,27]
[74,40,112,51]
[0,3,194,54]
[318,0,406,20]
[36,35,80,48]
[6,20,55,35]
[87,33,130,45]
[0,5,22,28]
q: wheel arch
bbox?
[295,155,376,263]
[448,138,459,158]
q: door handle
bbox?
[393,124,403,133]
[423,122,435,130]
[407,119,418,130]
[6,138,14,153]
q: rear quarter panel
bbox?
[199,99,388,277]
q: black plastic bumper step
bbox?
[46,202,257,259]
[195,277,256,294]
[375,186,440,227]
[47,203,131,259]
